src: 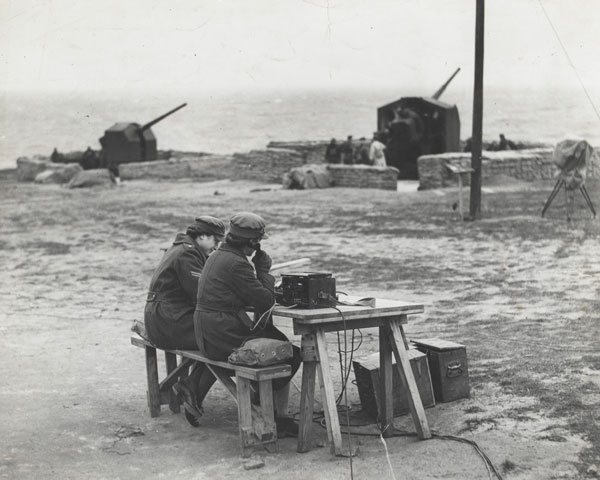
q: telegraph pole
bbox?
[469,0,485,219]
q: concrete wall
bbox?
[328,164,399,190]
[417,148,600,190]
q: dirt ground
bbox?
[0,171,598,480]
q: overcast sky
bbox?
[1,0,599,95]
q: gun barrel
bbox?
[431,68,461,100]
[140,103,187,131]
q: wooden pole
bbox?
[469,0,485,220]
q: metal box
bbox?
[279,272,336,309]
[353,349,435,419]
[412,338,470,403]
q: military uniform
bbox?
[194,213,301,390]
[144,233,208,349]
[144,216,225,350]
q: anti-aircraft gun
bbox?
[99,103,187,169]
[377,69,461,179]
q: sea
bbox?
[1,85,599,170]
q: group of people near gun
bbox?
[143,212,301,437]
[326,105,518,180]
[325,106,424,178]
[325,133,387,167]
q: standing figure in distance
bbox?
[369,132,387,167]
[325,138,341,164]
[340,135,355,165]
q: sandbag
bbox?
[228,338,293,367]
[283,163,332,189]
[16,156,50,182]
[67,169,116,188]
[35,163,82,184]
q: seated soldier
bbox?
[144,215,225,426]
[194,212,302,437]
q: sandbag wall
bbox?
[119,155,235,181]
[327,165,399,190]
[417,148,600,190]
[230,148,306,183]
[267,141,328,164]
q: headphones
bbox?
[249,238,262,251]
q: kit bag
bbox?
[228,338,293,367]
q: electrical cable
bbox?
[430,432,503,480]
[251,301,297,331]
[341,309,355,478]
[284,291,503,478]
[339,329,364,353]
[310,413,504,480]
[332,307,357,406]
[328,305,355,476]
[379,432,398,480]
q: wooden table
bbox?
[273,296,431,455]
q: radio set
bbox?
[275,272,337,309]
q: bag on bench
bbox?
[228,338,293,367]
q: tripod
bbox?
[541,177,596,219]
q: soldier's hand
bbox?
[252,250,272,273]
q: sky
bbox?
[1,0,599,95]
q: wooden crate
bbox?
[353,349,435,419]
[411,338,470,403]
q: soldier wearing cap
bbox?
[144,215,225,424]
[193,212,301,437]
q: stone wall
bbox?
[268,139,372,165]
[117,148,399,190]
[231,148,306,183]
[16,156,51,181]
[417,148,600,190]
[118,148,307,183]
[119,155,234,181]
[16,155,86,184]
[328,164,399,190]
[267,141,329,164]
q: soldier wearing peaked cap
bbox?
[193,212,302,437]
[144,215,225,425]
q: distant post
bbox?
[469,0,485,220]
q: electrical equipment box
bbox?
[411,338,470,403]
[276,272,337,309]
[353,349,435,419]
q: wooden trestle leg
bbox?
[387,317,431,439]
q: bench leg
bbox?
[165,352,180,413]
[236,376,254,457]
[259,379,276,452]
[206,365,279,456]
[145,345,161,417]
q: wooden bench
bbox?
[131,336,291,455]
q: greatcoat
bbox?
[144,233,208,349]
[194,243,301,389]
